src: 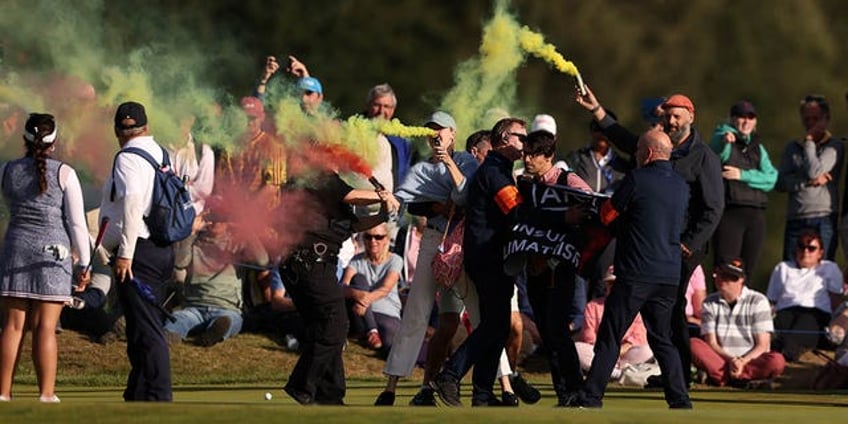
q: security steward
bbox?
[281,170,398,406]
[574,130,692,409]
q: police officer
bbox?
[281,171,398,406]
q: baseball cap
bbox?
[730,100,757,117]
[240,96,265,118]
[661,94,695,114]
[425,111,456,130]
[715,258,746,279]
[114,101,147,130]
[531,114,557,136]
[297,77,323,95]
[640,97,666,124]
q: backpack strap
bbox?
[109,146,165,202]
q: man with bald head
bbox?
[566,129,691,408]
[577,88,723,386]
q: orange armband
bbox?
[599,199,619,226]
[494,186,523,215]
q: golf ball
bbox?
[264,392,273,401]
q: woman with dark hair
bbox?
[0,113,90,402]
[767,228,843,361]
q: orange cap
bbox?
[661,94,695,114]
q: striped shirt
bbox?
[700,286,773,357]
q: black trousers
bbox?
[442,261,513,398]
[281,260,348,404]
[712,205,766,278]
[673,250,705,385]
[118,238,175,401]
[526,265,582,398]
[582,280,690,408]
[772,306,831,361]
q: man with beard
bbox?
[576,88,724,387]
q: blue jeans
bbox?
[164,306,243,340]
[783,216,836,261]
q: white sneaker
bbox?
[0,395,10,402]
[39,394,60,403]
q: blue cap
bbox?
[640,97,666,125]
[297,77,323,95]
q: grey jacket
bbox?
[776,136,843,220]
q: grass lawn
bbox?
[0,383,845,424]
[0,331,845,422]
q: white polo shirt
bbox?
[99,135,162,259]
[766,260,843,314]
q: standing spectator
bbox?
[255,55,324,114]
[567,110,631,195]
[776,95,842,261]
[342,223,403,356]
[0,113,90,403]
[465,130,492,164]
[767,229,843,361]
[280,169,399,406]
[374,112,510,407]
[692,258,786,387]
[100,101,176,402]
[570,129,691,409]
[577,88,724,387]
[710,100,777,276]
[364,83,413,190]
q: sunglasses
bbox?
[797,243,820,253]
[363,234,387,241]
[801,94,828,107]
[508,132,527,142]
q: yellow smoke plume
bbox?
[375,118,436,138]
[517,25,585,92]
[440,0,523,149]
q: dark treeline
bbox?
[3,0,847,287]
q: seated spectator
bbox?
[686,265,707,336]
[692,258,786,386]
[60,209,114,340]
[341,223,403,356]
[575,266,654,379]
[165,211,266,346]
[767,228,843,361]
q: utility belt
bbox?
[289,243,338,266]
[282,243,338,282]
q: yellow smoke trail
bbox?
[375,118,436,138]
[517,25,585,92]
[518,26,580,76]
[440,0,523,148]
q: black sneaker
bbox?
[501,391,519,407]
[197,316,231,347]
[408,387,437,406]
[509,373,541,404]
[374,390,395,406]
[644,374,663,389]
[430,373,462,407]
[471,390,502,407]
[283,385,314,405]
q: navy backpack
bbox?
[111,146,196,246]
